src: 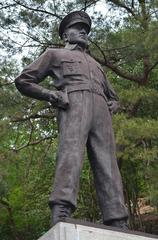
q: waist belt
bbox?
[66,84,108,102]
[91,86,107,101]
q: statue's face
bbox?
[64,22,89,47]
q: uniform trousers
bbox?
[49,90,128,222]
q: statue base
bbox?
[38,218,158,240]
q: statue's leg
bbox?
[49,91,92,224]
[87,93,128,225]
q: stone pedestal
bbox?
[38,219,158,240]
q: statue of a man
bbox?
[15,11,128,228]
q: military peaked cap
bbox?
[59,11,91,38]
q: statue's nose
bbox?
[80,28,86,34]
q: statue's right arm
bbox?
[15,49,53,101]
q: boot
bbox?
[104,218,128,230]
[50,204,72,227]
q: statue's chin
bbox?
[70,40,88,48]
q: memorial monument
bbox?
[15,11,128,229]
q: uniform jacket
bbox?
[15,44,119,102]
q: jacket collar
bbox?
[64,43,89,53]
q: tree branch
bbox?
[90,40,142,83]
[0,3,16,10]
[0,199,20,240]
[81,0,100,11]
[0,81,14,87]
[147,60,158,73]
[12,136,55,152]
[10,28,44,45]
[13,0,62,19]
[12,113,55,122]
[107,0,136,16]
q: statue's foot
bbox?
[104,218,128,230]
[50,204,72,227]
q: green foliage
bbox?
[0,0,158,239]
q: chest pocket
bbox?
[61,60,81,76]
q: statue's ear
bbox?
[62,32,68,42]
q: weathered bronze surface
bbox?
[15,11,128,228]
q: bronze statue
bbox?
[15,11,128,229]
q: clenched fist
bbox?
[49,90,69,110]
[107,100,120,115]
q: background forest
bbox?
[0,0,158,239]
